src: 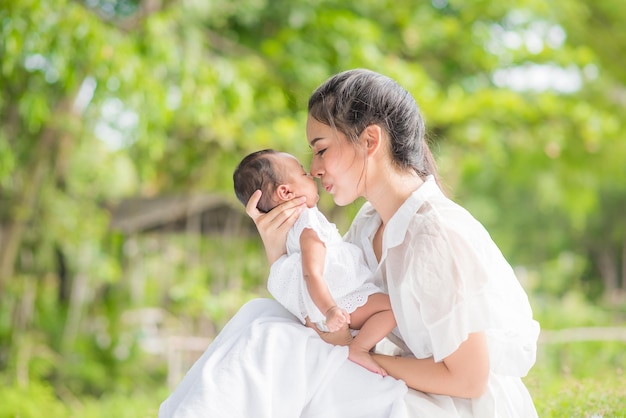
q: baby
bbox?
[233,149,396,375]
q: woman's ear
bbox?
[362,124,383,156]
[275,184,294,201]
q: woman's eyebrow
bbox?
[309,137,324,147]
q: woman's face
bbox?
[306,115,366,206]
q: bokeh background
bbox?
[1,0,625,416]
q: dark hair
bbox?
[233,149,282,213]
[308,69,440,184]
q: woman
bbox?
[159,69,540,417]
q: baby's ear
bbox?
[276,184,294,201]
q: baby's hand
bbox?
[325,306,350,332]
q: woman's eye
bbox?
[315,148,327,157]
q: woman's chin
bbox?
[332,195,352,207]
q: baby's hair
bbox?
[233,149,282,213]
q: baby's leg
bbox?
[348,294,397,375]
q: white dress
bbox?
[267,206,384,325]
[158,176,540,418]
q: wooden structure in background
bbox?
[109,193,257,237]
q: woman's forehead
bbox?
[306,115,332,142]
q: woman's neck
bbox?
[366,171,424,224]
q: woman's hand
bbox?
[246,190,307,264]
[305,317,353,346]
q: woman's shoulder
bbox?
[386,188,494,259]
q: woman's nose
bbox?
[310,159,323,178]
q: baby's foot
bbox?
[348,345,388,376]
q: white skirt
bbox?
[158,298,537,418]
[158,298,407,418]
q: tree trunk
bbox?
[622,238,626,291]
[0,128,55,292]
[597,248,618,293]
[0,96,74,295]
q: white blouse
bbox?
[344,175,541,417]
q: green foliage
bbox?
[526,341,626,417]
[1,0,625,414]
[527,373,626,417]
[540,341,625,380]
[69,389,166,418]
[532,292,615,330]
[0,379,168,418]
[0,381,68,418]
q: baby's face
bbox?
[276,153,319,207]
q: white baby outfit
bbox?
[267,206,384,326]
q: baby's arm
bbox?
[300,227,350,332]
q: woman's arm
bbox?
[300,228,350,331]
[373,332,489,398]
[246,190,307,264]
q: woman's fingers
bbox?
[245,190,264,222]
[261,196,307,231]
[305,318,353,346]
[245,192,306,264]
[322,325,354,346]
[245,191,306,229]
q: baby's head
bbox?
[233,149,319,213]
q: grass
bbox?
[2,289,625,418]
[525,341,626,417]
